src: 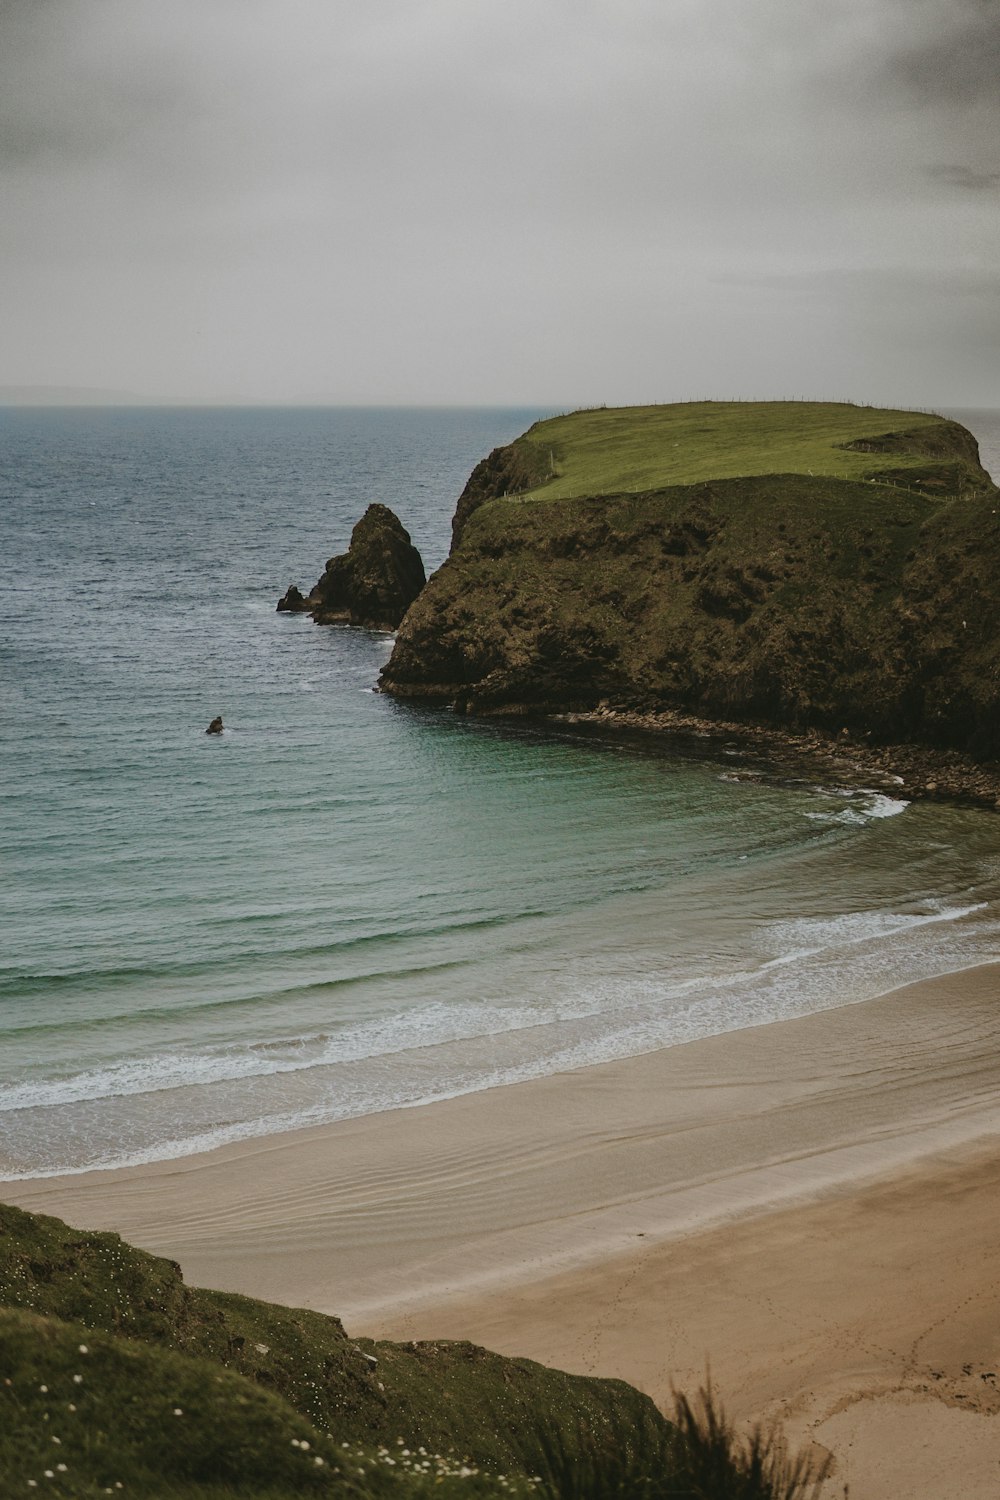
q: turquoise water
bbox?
[3,406,1000,1178]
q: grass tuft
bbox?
[529,1382,831,1500]
[669,1383,832,1500]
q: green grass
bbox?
[0,1309,831,1499]
[514,401,972,501]
[0,1203,666,1493]
[0,1308,529,1498]
[0,1207,834,1500]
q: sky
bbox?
[1,0,997,406]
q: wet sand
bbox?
[5,964,1000,1498]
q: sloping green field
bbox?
[0,1203,827,1499]
[515,401,975,500]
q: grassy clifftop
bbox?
[384,402,1000,758]
[0,1202,830,1498]
[511,403,981,500]
[0,1201,666,1495]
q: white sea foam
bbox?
[806,788,910,825]
[762,899,985,956]
[3,896,996,1163]
[861,793,910,818]
[722,773,910,825]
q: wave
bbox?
[0,903,555,1018]
[9,936,1000,1182]
[0,997,555,1112]
[3,896,991,1118]
[805,788,910,825]
[762,898,986,956]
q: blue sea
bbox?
[3,405,1000,1179]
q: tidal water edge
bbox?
[2,405,999,1177]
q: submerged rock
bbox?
[279,504,426,631]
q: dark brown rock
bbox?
[206,716,224,735]
[450,440,552,549]
[309,504,426,631]
[276,583,311,613]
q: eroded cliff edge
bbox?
[380,402,1000,761]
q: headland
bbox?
[380,401,1000,780]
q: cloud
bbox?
[0,0,200,169]
[926,164,1000,193]
[889,0,1000,106]
[0,0,996,404]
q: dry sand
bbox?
[5,964,1000,1498]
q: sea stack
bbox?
[279,504,426,631]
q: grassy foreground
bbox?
[0,1202,831,1499]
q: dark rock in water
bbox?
[309,504,426,630]
[206,716,224,735]
[276,583,311,613]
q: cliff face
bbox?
[380,403,1000,758]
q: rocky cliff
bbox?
[379,402,1000,759]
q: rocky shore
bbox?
[556,704,1000,809]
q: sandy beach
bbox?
[5,963,1000,1497]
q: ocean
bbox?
[2,404,1000,1180]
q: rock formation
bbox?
[275,583,310,613]
[278,504,426,631]
[379,402,1000,759]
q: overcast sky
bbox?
[1,0,997,406]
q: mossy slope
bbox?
[383,402,1000,756]
[0,1202,667,1488]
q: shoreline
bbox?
[5,960,1000,1495]
[556,705,1000,808]
[382,691,1000,804]
[4,959,999,1303]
